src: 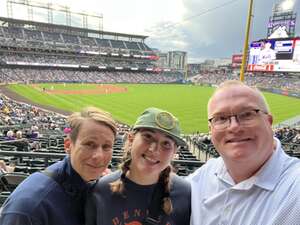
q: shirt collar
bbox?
[254,137,286,191]
[215,138,286,191]
[65,156,89,190]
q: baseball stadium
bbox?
[0,0,299,221]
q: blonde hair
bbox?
[6,130,14,137]
[67,106,117,142]
[110,130,174,215]
[16,130,22,139]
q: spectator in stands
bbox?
[27,125,39,139]
[85,107,191,225]
[0,107,117,225]
[5,130,15,140]
[12,130,30,152]
[0,160,15,174]
[15,130,22,139]
[187,80,300,225]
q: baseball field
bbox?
[7,83,300,134]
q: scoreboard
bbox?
[247,37,300,72]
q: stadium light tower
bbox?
[240,0,254,82]
[6,0,103,31]
[281,0,295,11]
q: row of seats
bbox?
[0,134,203,175]
[0,26,152,52]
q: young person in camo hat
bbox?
[85,107,191,225]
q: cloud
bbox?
[0,0,299,62]
[145,0,247,60]
[145,0,300,61]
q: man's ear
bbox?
[208,123,212,132]
[64,138,71,154]
[267,114,273,126]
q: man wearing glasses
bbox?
[187,80,300,225]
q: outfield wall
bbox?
[259,87,300,99]
[195,83,300,99]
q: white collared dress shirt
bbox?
[187,138,300,225]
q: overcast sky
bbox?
[0,0,299,62]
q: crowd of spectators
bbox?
[274,127,300,145]
[189,126,300,161]
[0,93,201,180]
[0,68,182,84]
[0,52,154,69]
[0,94,64,127]
[0,24,186,87]
[0,93,135,139]
[0,26,152,55]
[0,50,184,84]
[0,94,68,152]
[0,96,133,181]
[190,72,300,92]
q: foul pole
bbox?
[240,0,254,82]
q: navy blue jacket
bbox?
[0,157,91,225]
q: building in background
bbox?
[200,59,215,71]
[156,52,168,68]
[187,58,231,76]
[154,50,187,72]
[214,58,232,67]
[232,54,243,72]
[188,63,202,75]
[167,51,187,71]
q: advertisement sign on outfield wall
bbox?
[232,54,243,68]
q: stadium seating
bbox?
[190,72,300,92]
[0,68,183,84]
[0,83,299,206]
[0,17,299,207]
[0,25,154,54]
[0,172,28,192]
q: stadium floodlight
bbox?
[280,0,294,12]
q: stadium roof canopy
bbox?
[0,16,149,41]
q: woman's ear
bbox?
[127,132,135,143]
[64,138,71,154]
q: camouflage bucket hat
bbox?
[132,107,186,146]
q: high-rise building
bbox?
[154,50,187,71]
[167,51,187,71]
[156,52,168,68]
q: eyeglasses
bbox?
[208,109,268,130]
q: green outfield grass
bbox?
[8,83,300,134]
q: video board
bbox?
[247,37,300,72]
